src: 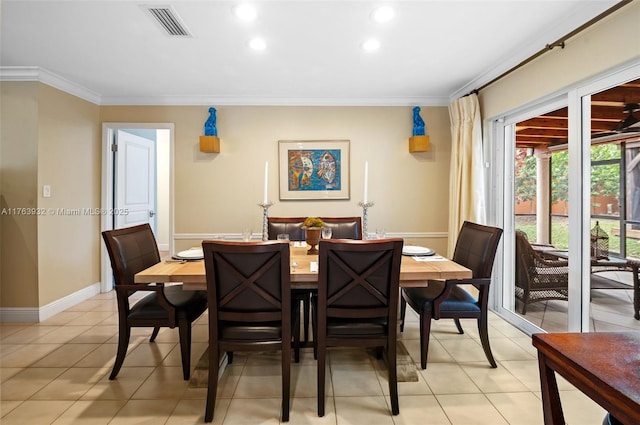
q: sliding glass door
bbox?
[491,63,640,334]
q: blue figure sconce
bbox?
[412,106,425,136]
[409,106,430,152]
[200,107,220,152]
[204,107,217,136]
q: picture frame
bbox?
[278,140,350,200]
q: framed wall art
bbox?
[278,140,350,200]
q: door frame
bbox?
[100,123,175,293]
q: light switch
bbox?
[43,185,51,198]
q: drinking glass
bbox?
[242,228,252,242]
[376,228,386,239]
[277,233,290,241]
[321,227,332,239]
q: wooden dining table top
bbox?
[135,244,472,290]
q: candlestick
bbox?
[363,161,369,204]
[358,200,374,239]
[258,201,273,241]
[263,161,269,204]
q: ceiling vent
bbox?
[146,6,191,37]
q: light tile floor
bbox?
[1,291,611,424]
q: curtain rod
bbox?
[468,0,633,96]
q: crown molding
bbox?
[0,66,102,104]
[99,95,450,107]
[1,66,449,107]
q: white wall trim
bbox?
[0,66,102,104]
[0,282,102,323]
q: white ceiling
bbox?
[0,0,621,106]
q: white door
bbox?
[115,130,156,231]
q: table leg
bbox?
[537,353,565,425]
[632,263,640,320]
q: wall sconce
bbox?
[409,106,430,152]
[199,107,220,153]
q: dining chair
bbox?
[202,240,298,423]
[400,221,503,369]
[314,238,404,416]
[267,216,363,346]
[320,216,363,240]
[101,224,207,380]
[268,216,306,241]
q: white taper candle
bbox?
[364,161,369,203]
[263,161,268,204]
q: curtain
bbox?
[447,93,486,256]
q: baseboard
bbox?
[0,307,40,323]
[0,282,102,323]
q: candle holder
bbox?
[358,201,374,239]
[258,201,273,241]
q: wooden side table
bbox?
[532,332,640,425]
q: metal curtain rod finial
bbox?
[545,41,565,50]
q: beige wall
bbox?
[1,82,40,307]
[37,84,101,306]
[0,82,100,310]
[480,1,640,119]
[100,105,453,252]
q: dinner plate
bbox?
[402,246,435,256]
[173,248,204,260]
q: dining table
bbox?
[136,243,472,288]
[134,242,472,386]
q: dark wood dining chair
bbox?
[320,216,363,240]
[267,216,363,346]
[400,221,503,369]
[202,240,297,423]
[314,238,403,416]
[267,216,306,241]
[101,224,207,380]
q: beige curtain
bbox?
[447,93,486,256]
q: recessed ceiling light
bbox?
[248,37,267,50]
[371,6,395,23]
[234,4,257,21]
[362,39,380,51]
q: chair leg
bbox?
[419,312,433,370]
[178,319,192,380]
[204,344,219,422]
[400,296,407,332]
[478,315,497,368]
[387,341,399,415]
[149,326,160,342]
[311,304,318,360]
[227,352,233,364]
[109,324,131,380]
[521,289,529,315]
[454,318,464,334]
[317,344,326,416]
[293,307,301,363]
[282,338,291,422]
[303,296,310,343]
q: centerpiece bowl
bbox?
[302,217,325,255]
